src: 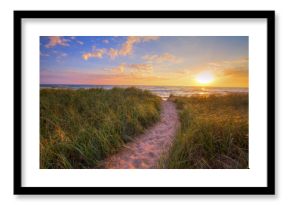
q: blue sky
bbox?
[40,36,248,87]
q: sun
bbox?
[195,71,215,85]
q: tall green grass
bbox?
[160,94,248,169]
[40,87,161,169]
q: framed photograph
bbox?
[14,10,275,195]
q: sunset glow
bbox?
[40,36,249,87]
[195,72,215,85]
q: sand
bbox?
[103,101,179,169]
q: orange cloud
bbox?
[207,57,249,78]
[82,48,106,60]
[129,64,153,74]
[141,36,160,41]
[118,36,159,56]
[169,57,249,87]
[108,63,153,76]
[82,36,159,60]
[108,48,119,59]
[111,63,126,74]
[118,37,139,56]
[45,36,70,48]
[179,57,248,76]
[143,53,181,63]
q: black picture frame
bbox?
[14,10,275,195]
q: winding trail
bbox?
[103,101,179,169]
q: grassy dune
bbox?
[40,87,161,168]
[160,94,248,169]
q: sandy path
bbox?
[103,101,179,169]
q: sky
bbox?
[40,36,248,87]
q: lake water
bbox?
[40,84,248,100]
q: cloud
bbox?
[111,63,126,74]
[117,37,138,56]
[167,57,248,82]
[143,53,181,64]
[141,36,160,41]
[207,57,249,77]
[69,36,84,45]
[129,64,153,74]
[45,36,70,48]
[82,47,106,60]
[108,63,153,76]
[108,48,119,59]
[40,68,164,85]
[76,40,84,45]
[118,36,159,56]
[82,36,159,60]
[169,57,248,86]
[221,68,248,77]
[50,51,68,63]
[103,39,109,44]
[52,50,68,57]
[51,50,68,57]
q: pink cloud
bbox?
[41,68,165,85]
[45,36,70,48]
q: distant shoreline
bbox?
[40,84,248,100]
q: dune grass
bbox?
[159,94,248,169]
[40,87,161,169]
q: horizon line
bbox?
[40,83,249,89]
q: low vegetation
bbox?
[40,87,161,168]
[159,94,248,169]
